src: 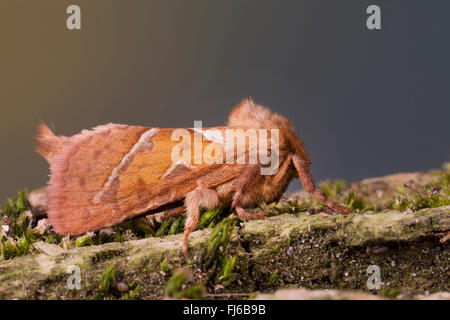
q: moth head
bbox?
[228,98,311,164]
[227,98,292,129]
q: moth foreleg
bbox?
[291,153,351,214]
[183,187,220,255]
[231,165,266,220]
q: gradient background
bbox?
[0,0,449,200]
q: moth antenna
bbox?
[35,123,67,164]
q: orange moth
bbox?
[36,98,350,255]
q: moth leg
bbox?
[183,187,220,255]
[145,205,185,229]
[235,207,265,219]
[164,206,185,219]
[291,153,351,214]
[272,154,294,185]
[235,154,294,218]
[232,165,266,220]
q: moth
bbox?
[36,98,350,255]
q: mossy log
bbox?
[0,205,448,299]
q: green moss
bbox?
[94,249,123,262]
[0,189,42,259]
[155,218,172,237]
[217,255,236,286]
[268,269,279,286]
[319,180,348,199]
[183,283,205,299]
[380,288,402,299]
[1,189,28,219]
[201,217,236,270]
[344,192,366,211]
[98,264,116,294]
[130,219,155,237]
[260,200,313,216]
[75,234,94,247]
[391,172,450,211]
[169,216,185,235]
[114,231,125,243]
[44,233,61,245]
[0,189,66,260]
[17,236,30,255]
[13,211,31,237]
[165,269,205,299]
[122,282,140,300]
[160,259,170,273]
[165,270,184,298]
[198,207,224,229]
[1,239,20,260]
[248,293,257,300]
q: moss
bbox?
[155,218,172,237]
[1,189,28,219]
[122,282,140,300]
[216,255,236,286]
[160,259,170,273]
[0,189,36,259]
[0,189,63,259]
[390,172,450,211]
[75,234,94,247]
[1,239,20,260]
[183,283,205,299]
[344,192,366,211]
[93,249,124,262]
[169,216,185,235]
[380,288,402,299]
[114,231,125,243]
[201,217,236,270]
[165,269,205,299]
[268,269,279,286]
[98,264,115,294]
[320,180,348,199]
[130,219,155,238]
[152,207,227,237]
[44,233,62,245]
[198,207,224,229]
[16,236,30,255]
[260,200,315,217]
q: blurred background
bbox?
[0,0,449,200]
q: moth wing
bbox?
[46,125,243,235]
[46,124,153,234]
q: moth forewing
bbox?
[42,125,253,236]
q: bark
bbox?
[0,205,448,299]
